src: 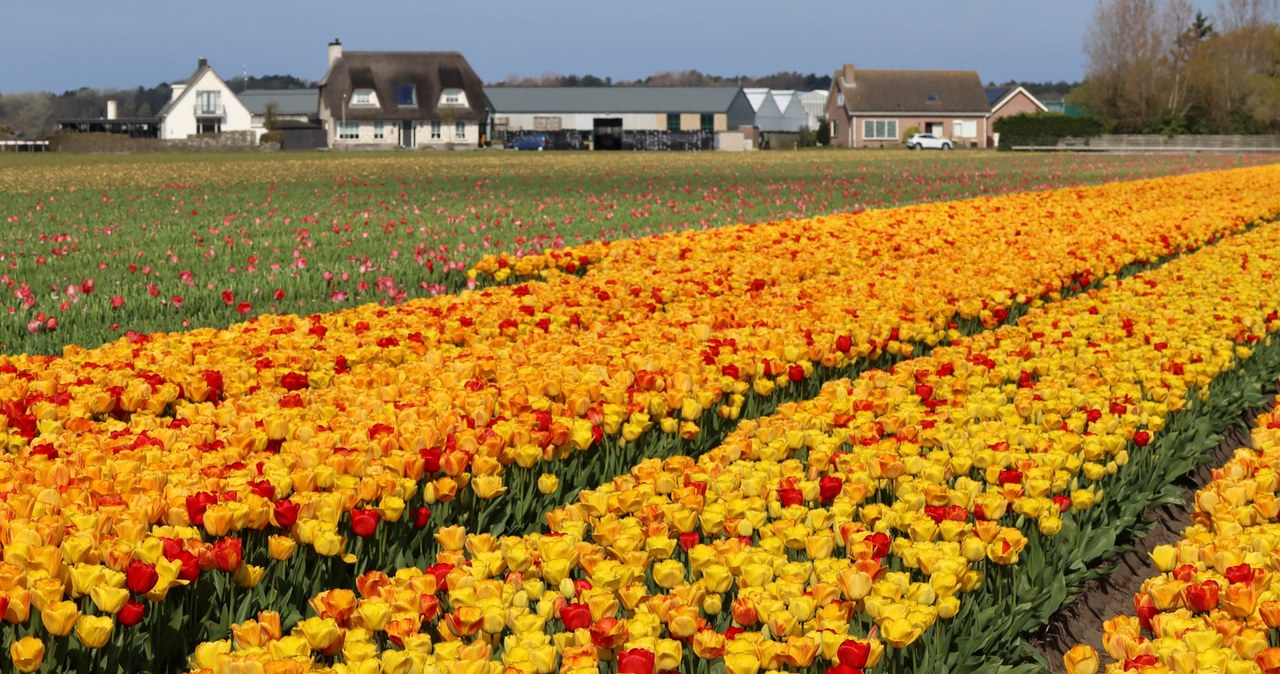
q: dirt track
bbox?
[1030,408,1270,673]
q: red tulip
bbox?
[1183,580,1220,613]
[280,372,309,391]
[1133,430,1151,447]
[126,560,158,594]
[1226,563,1254,585]
[818,476,843,503]
[350,509,380,538]
[617,647,656,674]
[185,492,217,526]
[118,600,146,627]
[273,499,300,528]
[559,602,592,630]
[778,487,803,507]
[837,639,871,668]
[211,538,243,573]
[413,506,432,529]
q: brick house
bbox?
[985,85,1048,146]
[825,64,990,148]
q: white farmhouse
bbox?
[156,58,254,140]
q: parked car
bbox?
[511,133,549,151]
[905,133,952,150]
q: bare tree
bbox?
[1083,0,1169,130]
[1081,0,1280,133]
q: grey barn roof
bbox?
[239,89,319,116]
[487,87,746,114]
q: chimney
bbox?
[198,56,208,69]
[328,39,343,68]
[841,64,856,84]
[106,99,118,120]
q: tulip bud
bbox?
[537,473,559,495]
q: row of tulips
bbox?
[1065,399,1280,674]
[181,197,1280,673]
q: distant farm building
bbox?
[240,89,325,150]
[487,87,755,150]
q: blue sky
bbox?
[0,1,1213,93]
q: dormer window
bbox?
[352,89,376,106]
[396,84,416,107]
[440,89,466,107]
[926,92,939,102]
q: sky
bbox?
[0,0,1217,94]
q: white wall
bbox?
[330,119,481,149]
[161,69,254,140]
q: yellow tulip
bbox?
[74,614,114,649]
[296,616,343,650]
[268,534,298,561]
[472,475,507,500]
[724,652,761,674]
[90,585,130,615]
[189,640,232,670]
[1062,644,1099,674]
[9,636,45,673]
[40,599,80,637]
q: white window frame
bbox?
[352,90,374,106]
[455,120,466,139]
[430,120,441,139]
[337,121,360,140]
[196,90,221,115]
[953,119,977,138]
[373,121,385,139]
[863,119,898,140]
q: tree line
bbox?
[1078,0,1280,133]
[491,69,834,91]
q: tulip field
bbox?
[0,150,1274,356]
[0,151,1278,674]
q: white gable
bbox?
[743,88,769,112]
[159,64,255,140]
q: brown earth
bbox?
[1030,406,1272,673]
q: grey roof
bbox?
[985,86,1012,107]
[239,89,319,116]
[487,87,746,114]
